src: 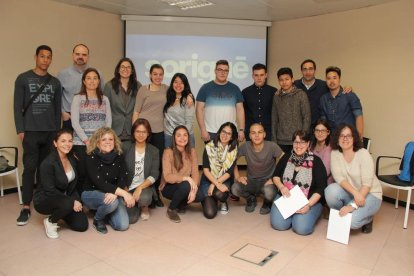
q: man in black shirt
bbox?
[242,63,277,141]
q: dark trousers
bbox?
[162,181,204,210]
[62,118,73,130]
[34,195,88,232]
[22,131,55,205]
[72,145,87,194]
[149,132,164,199]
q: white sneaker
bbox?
[220,202,229,215]
[140,206,150,221]
[43,217,59,239]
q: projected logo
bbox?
[126,35,266,96]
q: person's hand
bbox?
[339,205,354,216]
[237,176,248,185]
[18,133,24,141]
[200,130,210,142]
[216,182,229,193]
[104,193,117,204]
[280,186,291,198]
[83,140,89,146]
[187,188,197,203]
[208,184,215,196]
[343,86,352,93]
[186,94,194,106]
[185,176,198,192]
[62,111,71,121]
[133,187,142,202]
[73,200,83,212]
[238,131,245,142]
[123,192,135,208]
[353,192,366,207]
[296,204,310,214]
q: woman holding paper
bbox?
[270,130,327,235]
[325,124,382,233]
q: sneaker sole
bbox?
[220,210,229,215]
[166,212,181,223]
[43,219,59,239]
[16,220,29,226]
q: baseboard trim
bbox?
[382,196,414,210]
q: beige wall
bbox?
[0,0,123,189]
[268,0,414,202]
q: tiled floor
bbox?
[0,192,413,276]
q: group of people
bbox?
[13,43,382,239]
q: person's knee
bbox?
[113,218,130,231]
[263,185,276,201]
[214,190,229,202]
[72,220,89,232]
[270,207,290,231]
[180,181,192,194]
[139,190,153,207]
[324,184,340,207]
[292,223,314,236]
[231,183,241,197]
[202,197,217,219]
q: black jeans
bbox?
[22,131,55,205]
[34,195,88,232]
[149,132,164,200]
[72,145,87,194]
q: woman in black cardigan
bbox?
[124,118,159,222]
[81,127,135,234]
[34,130,88,239]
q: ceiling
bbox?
[52,0,397,22]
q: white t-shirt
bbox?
[129,151,145,191]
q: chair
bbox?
[0,147,22,204]
[375,151,414,229]
[363,137,371,152]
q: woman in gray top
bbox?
[104,58,142,152]
[163,73,195,148]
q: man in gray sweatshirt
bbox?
[14,45,62,225]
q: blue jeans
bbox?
[325,183,382,229]
[270,194,323,235]
[81,190,129,231]
[164,133,195,148]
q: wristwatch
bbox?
[239,128,244,132]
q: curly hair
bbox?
[330,123,362,152]
[86,127,123,155]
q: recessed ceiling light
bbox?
[161,0,215,10]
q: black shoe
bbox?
[167,209,181,223]
[245,196,257,213]
[361,220,373,234]
[155,198,164,207]
[149,201,156,209]
[229,194,240,201]
[17,208,31,226]
[259,200,272,215]
[93,219,108,234]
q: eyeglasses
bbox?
[339,134,353,140]
[135,130,148,135]
[216,68,229,73]
[314,129,328,134]
[120,65,132,70]
[220,130,232,136]
[293,141,307,146]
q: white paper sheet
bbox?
[274,185,309,219]
[326,209,352,245]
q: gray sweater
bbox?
[14,70,62,133]
[271,86,311,145]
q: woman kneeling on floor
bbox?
[325,124,382,233]
[270,130,327,235]
[81,127,135,234]
[160,125,204,223]
[199,122,238,218]
[124,118,159,222]
[34,129,88,238]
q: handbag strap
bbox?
[22,75,52,116]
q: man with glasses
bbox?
[196,59,245,143]
[232,124,284,214]
[294,59,352,129]
[242,63,276,141]
[319,66,364,138]
[58,44,105,129]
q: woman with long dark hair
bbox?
[310,119,334,184]
[163,73,195,148]
[161,125,201,223]
[34,129,88,238]
[104,58,142,151]
[199,122,238,218]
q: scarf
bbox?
[94,149,118,165]
[205,141,237,179]
[282,151,314,198]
